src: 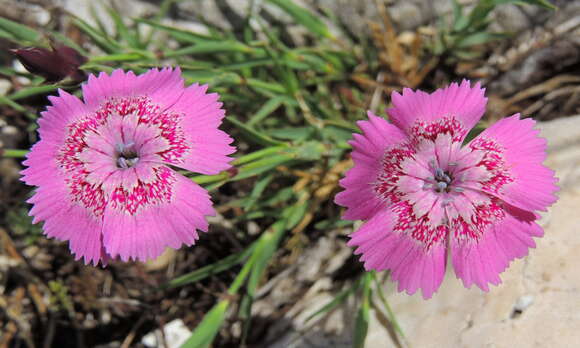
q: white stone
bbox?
[141,319,191,348]
[0,79,11,96]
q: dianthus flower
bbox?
[21,68,235,265]
[335,81,558,299]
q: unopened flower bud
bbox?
[12,43,87,83]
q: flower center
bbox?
[434,167,452,192]
[425,159,463,194]
[116,142,139,169]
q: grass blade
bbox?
[233,153,296,181]
[2,149,29,158]
[135,18,218,44]
[162,247,254,289]
[9,85,59,100]
[106,7,141,48]
[371,272,404,339]
[266,0,333,39]
[232,146,289,166]
[180,300,230,348]
[0,17,40,42]
[89,52,151,63]
[226,117,286,146]
[305,277,362,323]
[72,17,121,53]
[353,273,371,348]
[240,214,291,343]
[164,41,254,58]
[247,96,285,126]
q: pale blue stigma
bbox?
[436,181,448,192]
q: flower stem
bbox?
[2,149,28,158]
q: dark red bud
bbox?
[53,44,87,67]
[11,43,87,83]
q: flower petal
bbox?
[388,80,486,139]
[20,89,90,185]
[451,204,541,291]
[348,209,447,299]
[470,114,558,212]
[82,68,184,109]
[27,181,105,265]
[335,112,406,220]
[164,83,235,175]
[102,171,215,262]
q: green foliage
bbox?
[433,0,555,60]
[5,206,43,245]
[353,273,371,348]
[306,271,405,348]
[266,0,334,39]
[0,0,553,347]
[48,280,75,315]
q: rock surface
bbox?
[5,0,566,41]
[268,114,580,348]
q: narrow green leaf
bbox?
[263,187,294,206]
[163,247,254,289]
[191,147,296,186]
[164,41,253,58]
[451,0,470,32]
[72,17,121,53]
[183,70,242,87]
[467,0,495,28]
[181,240,259,348]
[283,199,308,231]
[0,95,27,113]
[135,18,217,44]
[9,85,59,100]
[371,272,405,340]
[266,0,333,39]
[221,58,274,71]
[180,300,230,348]
[321,124,356,143]
[50,32,90,56]
[453,49,483,60]
[0,28,13,40]
[245,78,287,94]
[244,174,275,211]
[246,219,287,296]
[191,172,229,185]
[285,51,333,73]
[247,96,285,126]
[269,126,313,141]
[2,149,29,158]
[456,32,505,48]
[305,277,362,323]
[106,7,141,48]
[354,273,372,348]
[240,216,289,343]
[89,52,149,63]
[0,17,40,42]
[232,146,289,166]
[493,0,556,10]
[226,117,286,146]
[88,3,111,38]
[295,141,325,161]
[463,122,487,144]
[234,154,296,181]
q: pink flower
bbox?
[21,68,235,265]
[335,81,558,299]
